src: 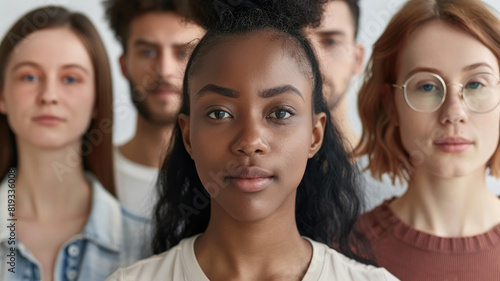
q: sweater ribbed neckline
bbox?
[369,199,500,253]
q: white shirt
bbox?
[106,234,399,281]
[113,147,158,218]
[357,155,406,211]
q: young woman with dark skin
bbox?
[107,1,398,280]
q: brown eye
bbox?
[208,110,231,119]
[269,109,291,119]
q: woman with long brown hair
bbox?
[0,6,150,281]
[355,0,500,280]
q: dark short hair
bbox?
[103,0,188,52]
[332,0,360,38]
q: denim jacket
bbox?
[0,169,153,281]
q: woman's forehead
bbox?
[188,30,314,100]
[398,21,499,79]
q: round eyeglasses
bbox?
[392,72,500,113]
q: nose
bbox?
[439,84,467,125]
[38,78,59,106]
[156,49,178,79]
[231,117,270,156]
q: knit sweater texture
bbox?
[356,199,500,281]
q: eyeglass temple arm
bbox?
[391,83,404,89]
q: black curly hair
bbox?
[153,0,371,264]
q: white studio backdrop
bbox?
[1,0,500,144]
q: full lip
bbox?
[434,136,473,145]
[225,166,275,193]
[433,136,473,153]
[32,114,65,125]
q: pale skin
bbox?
[118,12,204,168]
[0,28,95,281]
[179,31,326,280]
[389,21,500,237]
[307,0,364,149]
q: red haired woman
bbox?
[355,0,500,280]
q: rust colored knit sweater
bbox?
[356,200,500,281]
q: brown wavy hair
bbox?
[355,0,500,183]
[0,6,115,195]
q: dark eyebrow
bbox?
[316,30,346,38]
[134,39,195,50]
[196,84,240,100]
[196,84,304,101]
[133,39,158,48]
[259,85,304,100]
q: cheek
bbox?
[128,58,153,81]
[190,124,227,171]
[276,124,312,165]
[66,85,96,124]
[1,85,36,128]
[477,114,500,157]
[395,98,431,153]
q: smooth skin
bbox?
[0,27,95,281]
[179,30,326,280]
[390,20,500,237]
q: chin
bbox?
[220,201,278,223]
[226,211,273,223]
[428,164,479,179]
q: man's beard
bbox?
[323,76,345,111]
[128,80,182,126]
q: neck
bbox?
[195,199,311,280]
[391,166,500,237]
[330,99,359,152]
[119,115,174,168]
[15,140,91,222]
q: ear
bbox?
[119,55,128,78]
[178,113,193,159]
[353,43,365,75]
[309,112,327,158]
[381,83,399,126]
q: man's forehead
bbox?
[127,12,202,45]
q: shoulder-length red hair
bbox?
[356,0,500,183]
[0,6,115,195]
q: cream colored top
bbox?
[106,234,399,281]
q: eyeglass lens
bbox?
[405,73,500,113]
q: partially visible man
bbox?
[309,0,406,210]
[105,0,204,216]
[308,0,365,148]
